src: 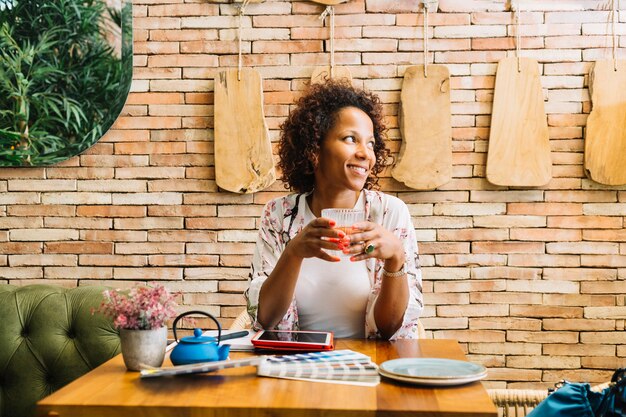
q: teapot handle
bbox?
[172,310,222,344]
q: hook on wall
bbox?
[421,0,438,11]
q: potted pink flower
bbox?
[96,283,178,371]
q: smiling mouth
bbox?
[348,165,368,175]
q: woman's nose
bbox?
[355,142,369,158]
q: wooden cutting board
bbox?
[311,65,352,85]
[214,68,275,194]
[486,57,551,187]
[584,59,626,185]
[392,65,452,190]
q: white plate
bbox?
[379,358,487,384]
[379,368,486,386]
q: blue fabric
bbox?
[527,383,595,417]
[527,369,626,417]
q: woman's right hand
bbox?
[285,217,346,262]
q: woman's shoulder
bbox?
[265,192,299,206]
[364,189,408,211]
[262,193,301,217]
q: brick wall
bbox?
[1,0,626,388]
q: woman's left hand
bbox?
[342,221,404,263]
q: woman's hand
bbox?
[342,222,405,266]
[286,217,347,262]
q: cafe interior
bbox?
[1,0,625,416]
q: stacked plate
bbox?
[379,358,487,386]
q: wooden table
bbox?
[38,339,497,417]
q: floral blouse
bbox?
[244,189,424,340]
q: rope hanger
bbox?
[420,0,438,77]
[237,0,251,81]
[514,0,522,72]
[320,5,336,78]
[611,0,618,71]
[422,1,430,77]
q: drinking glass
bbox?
[321,208,365,259]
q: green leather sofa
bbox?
[0,285,121,417]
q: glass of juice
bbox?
[321,208,365,259]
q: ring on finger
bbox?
[364,243,375,254]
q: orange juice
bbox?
[336,226,357,235]
[321,209,365,259]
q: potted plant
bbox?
[95,283,178,371]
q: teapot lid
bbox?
[180,328,218,344]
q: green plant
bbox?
[0,0,130,166]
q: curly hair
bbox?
[277,80,390,193]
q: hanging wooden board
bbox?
[310,66,352,85]
[214,68,276,194]
[486,57,551,187]
[392,65,452,190]
[584,59,626,185]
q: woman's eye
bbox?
[344,136,356,143]
[367,140,375,148]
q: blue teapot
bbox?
[170,311,230,365]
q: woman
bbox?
[245,81,423,340]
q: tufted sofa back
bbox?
[0,285,120,417]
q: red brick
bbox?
[7,205,75,217]
[437,228,508,241]
[45,242,113,254]
[116,243,185,254]
[148,231,218,243]
[548,216,623,229]
[543,268,617,281]
[510,228,582,241]
[473,242,545,254]
[544,294,615,306]
[77,206,146,218]
[113,267,182,280]
[507,203,583,215]
[584,229,626,242]
[511,305,583,319]
[507,331,579,344]
[469,318,541,331]
[80,255,147,267]
[419,242,470,254]
[0,243,42,253]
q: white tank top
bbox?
[294,193,370,338]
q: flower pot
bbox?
[120,327,168,371]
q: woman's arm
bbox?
[373,255,409,339]
[248,196,346,329]
[258,217,346,328]
[256,243,304,329]
[347,195,423,339]
[346,225,409,338]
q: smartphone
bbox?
[251,330,334,351]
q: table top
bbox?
[37,339,497,417]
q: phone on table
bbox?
[251,330,334,351]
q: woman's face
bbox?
[314,106,376,193]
